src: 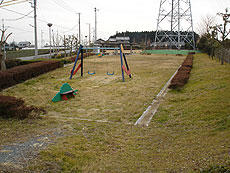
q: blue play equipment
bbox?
[70,44,132,82]
[107,72,114,76]
[88,71,96,75]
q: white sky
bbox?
[0,0,229,47]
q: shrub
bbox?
[0,95,45,119]
[200,164,230,173]
[0,71,16,90]
[5,59,40,69]
[169,55,193,89]
[0,60,62,91]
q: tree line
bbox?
[197,8,230,55]
[110,31,199,48]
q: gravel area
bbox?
[0,129,64,168]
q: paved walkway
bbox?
[17,50,72,61]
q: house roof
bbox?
[116,37,130,41]
[18,41,31,44]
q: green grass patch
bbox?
[158,54,230,131]
[6,49,50,59]
[1,54,184,124]
[142,49,201,55]
[2,53,230,172]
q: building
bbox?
[93,37,141,50]
[108,37,130,45]
[94,37,131,48]
[2,42,19,51]
[18,41,31,49]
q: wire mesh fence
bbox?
[212,47,230,65]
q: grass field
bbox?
[6,49,50,59]
[1,54,184,124]
[142,49,201,55]
[1,53,230,172]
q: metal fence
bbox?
[213,48,230,65]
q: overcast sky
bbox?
[0,0,229,47]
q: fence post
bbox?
[227,49,230,64]
[211,48,214,60]
[221,51,224,65]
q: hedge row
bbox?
[0,95,45,119]
[169,54,193,89]
[5,59,40,69]
[0,60,62,91]
[71,52,95,60]
[5,52,95,69]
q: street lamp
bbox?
[47,23,53,58]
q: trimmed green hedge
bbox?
[5,59,40,69]
[0,60,63,91]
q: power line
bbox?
[62,24,78,33]
[50,0,75,13]
[0,7,33,17]
[0,0,28,8]
[5,10,33,21]
[0,7,73,31]
[36,0,79,33]
[8,25,31,32]
[1,0,23,5]
[0,2,79,39]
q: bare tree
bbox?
[214,8,230,41]
[63,35,67,57]
[197,15,216,36]
[0,29,12,71]
[64,35,78,56]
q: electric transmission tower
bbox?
[154,0,196,49]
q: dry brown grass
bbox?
[25,54,230,172]
[1,54,196,172]
[2,54,184,124]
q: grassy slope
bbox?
[27,53,230,172]
[1,53,230,172]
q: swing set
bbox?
[69,44,132,82]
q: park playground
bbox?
[0,52,230,172]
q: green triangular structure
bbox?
[52,83,78,102]
[52,92,62,102]
[60,83,74,94]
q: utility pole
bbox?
[63,35,67,57]
[94,7,98,42]
[47,23,52,58]
[33,0,38,58]
[41,30,44,48]
[57,30,59,52]
[76,13,81,45]
[52,29,56,54]
[86,23,91,45]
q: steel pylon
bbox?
[154,0,196,49]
